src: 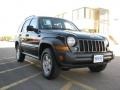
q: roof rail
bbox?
[25,15,36,20]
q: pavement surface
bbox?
[0,43,120,90]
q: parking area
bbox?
[0,46,120,90]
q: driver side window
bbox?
[30,18,38,30]
[21,19,31,33]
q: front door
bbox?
[26,18,40,56]
[20,19,31,53]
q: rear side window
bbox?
[41,19,52,29]
[21,19,31,33]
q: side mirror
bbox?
[27,26,34,31]
[27,26,39,33]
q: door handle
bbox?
[26,34,29,37]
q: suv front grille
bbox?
[79,40,106,52]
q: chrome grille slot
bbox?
[99,41,102,51]
[96,41,99,51]
[93,40,96,51]
[84,40,88,51]
[79,40,84,51]
[79,40,105,52]
[88,40,92,51]
[102,41,105,51]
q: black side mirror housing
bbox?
[27,26,34,31]
[27,26,39,33]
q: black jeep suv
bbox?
[15,16,113,79]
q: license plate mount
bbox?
[93,55,103,63]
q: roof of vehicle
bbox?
[25,15,68,21]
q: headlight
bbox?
[67,37,76,47]
[104,39,109,47]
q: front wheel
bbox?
[88,64,107,72]
[41,48,60,80]
[16,45,25,62]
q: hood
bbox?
[42,30,105,40]
[65,30,105,40]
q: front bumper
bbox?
[56,51,114,68]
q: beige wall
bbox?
[56,7,109,34]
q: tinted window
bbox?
[22,19,31,33]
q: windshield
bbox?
[39,17,79,31]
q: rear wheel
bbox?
[41,48,60,80]
[16,45,25,62]
[89,64,107,72]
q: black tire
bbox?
[89,64,107,72]
[41,48,60,80]
[16,45,25,62]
